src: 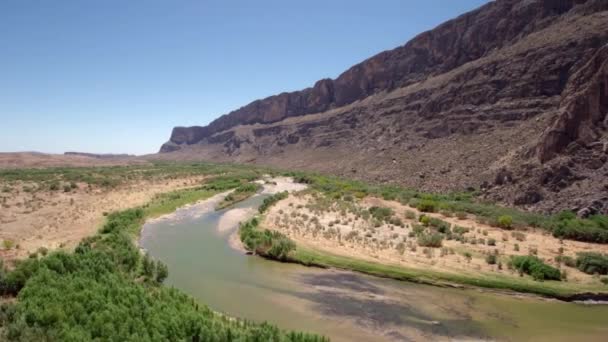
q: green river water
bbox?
[140,194,608,341]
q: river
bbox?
[140,192,608,341]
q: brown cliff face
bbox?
[158,0,608,214]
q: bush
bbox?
[417,233,443,248]
[486,254,497,265]
[555,255,576,267]
[369,206,394,222]
[576,252,608,275]
[416,199,438,213]
[239,218,296,261]
[509,256,561,281]
[487,238,496,246]
[419,215,430,226]
[427,217,451,233]
[259,191,288,213]
[2,239,14,250]
[497,215,513,229]
[405,210,417,220]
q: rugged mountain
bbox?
[158,0,608,215]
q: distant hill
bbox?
[0,152,143,169]
[64,152,136,159]
[157,0,608,215]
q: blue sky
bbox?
[0,0,489,155]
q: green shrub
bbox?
[405,210,417,220]
[497,215,513,229]
[555,255,576,267]
[427,217,451,233]
[2,239,15,250]
[416,199,438,213]
[419,215,430,226]
[239,218,296,261]
[487,238,496,246]
[486,254,497,265]
[509,255,561,281]
[576,252,608,275]
[417,233,443,248]
[369,206,394,222]
[259,191,288,213]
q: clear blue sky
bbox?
[0,0,489,155]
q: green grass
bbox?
[289,247,608,300]
[216,182,261,210]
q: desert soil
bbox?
[0,175,206,264]
[264,192,608,286]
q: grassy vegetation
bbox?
[239,217,296,261]
[0,169,326,341]
[576,252,608,275]
[259,191,288,213]
[216,182,262,210]
[509,256,561,281]
[288,247,604,300]
[285,172,608,244]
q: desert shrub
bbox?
[259,191,288,213]
[419,215,430,226]
[552,217,608,244]
[497,215,513,229]
[417,233,443,248]
[427,217,451,233]
[576,252,608,275]
[452,226,470,235]
[601,277,608,285]
[2,240,15,250]
[485,254,497,265]
[455,211,467,220]
[49,181,60,191]
[555,255,576,267]
[416,199,438,213]
[511,231,526,241]
[369,206,394,222]
[509,255,561,281]
[487,238,496,246]
[405,210,417,220]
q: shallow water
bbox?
[140,194,608,341]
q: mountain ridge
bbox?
[157,0,608,214]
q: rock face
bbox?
[158,0,608,214]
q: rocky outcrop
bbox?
[161,0,602,152]
[157,0,608,214]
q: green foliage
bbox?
[555,255,576,267]
[259,191,288,213]
[427,217,451,233]
[576,252,608,275]
[368,206,394,222]
[509,256,561,281]
[417,233,443,248]
[0,182,325,341]
[239,218,296,261]
[416,199,438,213]
[552,215,608,244]
[404,210,417,220]
[497,215,513,229]
[486,254,497,265]
[2,240,15,250]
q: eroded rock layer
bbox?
[158,0,608,214]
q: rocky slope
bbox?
[158,0,608,215]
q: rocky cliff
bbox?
[158,0,608,214]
